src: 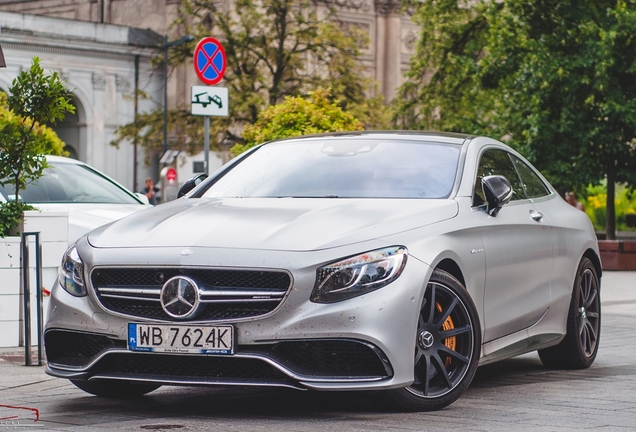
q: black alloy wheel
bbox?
[539,256,601,369]
[383,268,481,411]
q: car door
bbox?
[472,148,554,342]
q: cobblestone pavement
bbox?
[1,272,634,431]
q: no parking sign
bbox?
[192,37,229,177]
[193,37,227,85]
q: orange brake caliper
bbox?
[436,302,456,367]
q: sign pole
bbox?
[204,115,210,175]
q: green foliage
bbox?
[0,201,31,237]
[0,57,75,237]
[112,0,387,158]
[584,183,636,232]
[393,0,496,133]
[0,93,67,157]
[8,58,75,125]
[232,88,364,155]
[395,0,636,239]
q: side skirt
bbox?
[479,295,570,366]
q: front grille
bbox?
[45,330,126,367]
[255,340,392,378]
[92,353,289,383]
[91,267,292,321]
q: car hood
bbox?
[87,198,458,252]
[34,203,150,243]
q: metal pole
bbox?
[21,232,31,366]
[133,54,139,192]
[35,233,43,366]
[204,116,210,175]
[21,232,43,366]
[159,34,193,170]
[162,34,169,159]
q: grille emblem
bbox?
[160,276,201,319]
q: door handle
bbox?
[530,210,543,221]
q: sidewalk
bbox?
[0,346,43,365]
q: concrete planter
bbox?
[0,211,68,347]
[0,236,21,347]
[598,240,636,271]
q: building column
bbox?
[375,0,402,103]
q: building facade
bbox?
[0,10,163,192]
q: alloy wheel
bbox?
[577,267,600,357]
[406,280,475,398]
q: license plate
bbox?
[128,323,234,354]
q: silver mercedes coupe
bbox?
[45,132,601,411]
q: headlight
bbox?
[58,244,86,297]
[311,246,408,303]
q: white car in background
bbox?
[0,155,150,242]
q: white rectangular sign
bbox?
[191,85,229,116]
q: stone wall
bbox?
[598,240,636,271]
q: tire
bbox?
[539,256,601,369]
[70,379,161,397]
[381,269,481,411]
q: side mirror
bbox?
[482,175,513,217]
[177,174,208,198]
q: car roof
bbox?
[45,155,85,165]
[265,130,474,146]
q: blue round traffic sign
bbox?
[193,37,227,85]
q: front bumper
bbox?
[45,242,433,391]
[45,331,393,390]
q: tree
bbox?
[111,0,387,159]
[395,0,636,239]
[0,57,74,237]
[233,87,364,155]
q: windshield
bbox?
[0,161,141,204]
[203,138,461,199]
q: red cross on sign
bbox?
[193,37,227,85]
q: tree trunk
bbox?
[605,170,616,240]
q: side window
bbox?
[473,149,526,206]
[510,156,550,198]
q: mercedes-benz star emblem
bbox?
[160,276,201,319]
[419,330,435,349]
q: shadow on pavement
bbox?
[46,354,570,420]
